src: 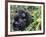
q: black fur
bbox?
[13,9,32,31]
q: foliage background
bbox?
[10,5,41,32]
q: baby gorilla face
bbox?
[13,9,32,31]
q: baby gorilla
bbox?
[13,9,32,31]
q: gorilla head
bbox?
[13,9,32,31]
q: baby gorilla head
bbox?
[13,9,32,31]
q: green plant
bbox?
[10,5,41,31]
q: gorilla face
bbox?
[13,9,32,31]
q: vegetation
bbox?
[10,5,41,31]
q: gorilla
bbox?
[13,9,32,31]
